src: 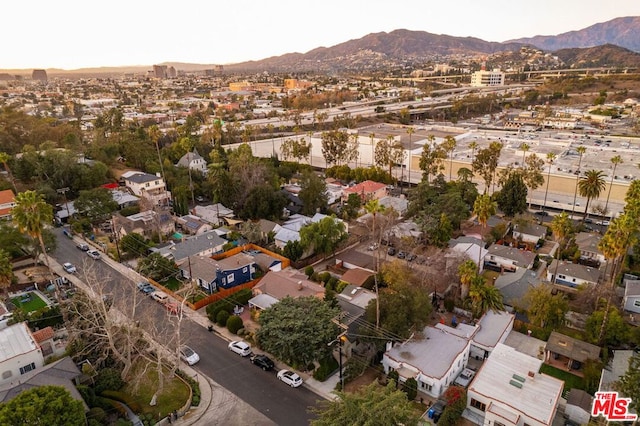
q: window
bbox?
[19,363,36,375]
[420,381,432,391]
[145,183,150,187]
[634,300,640,307]
[559,274,566,280]
[227,273,235,283]
[470,398,486,411]
[495,422,506,426]
[242,267,248,273]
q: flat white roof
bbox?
[473,310,514,349]
[0,323,38,362]
[469,343,563,425]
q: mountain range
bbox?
[3,16,640,76]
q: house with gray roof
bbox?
[512,223,547,244]
[484,244,536,273]
[192,203,235,227]
[544,331,601,373]
[623,279,640,314]
[175,214,213,236]
[547,260,601,288]
[494,267,545,308]
[382,324,470,398]
[176,149,207,175]
[181,252,256,293]
[155,230,226,263]
[574,232,605,265]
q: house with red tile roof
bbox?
[341,180,387,202]
[0,189,15,220]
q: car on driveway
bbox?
[62,262,77,273]
[87,250,101,260]
[228,340,252,357]
[180,345,200,365]
[277,369,303,387]
[250,354,275,371]
[453,368,476,387]
[428,400,446,423]
[76,243,89,251]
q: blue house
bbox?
[183,252,256,293]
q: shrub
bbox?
[402,377,418,401]
[334,280,348,294]
[94,368,125,394]
[319,272,331,284]
[304,266,314,278]
[176,369,201,407]
[216,310,230,326]
[387,370,399,388]
[226,315,244,334]
[327,277,339,290]
[443,298,455,312]
[87,407,106,423]
[313,356,339,382]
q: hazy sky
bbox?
[4,0,640,70]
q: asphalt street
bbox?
[51,227,320,425]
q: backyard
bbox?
[539,364,585,397]
[10,292,48,312]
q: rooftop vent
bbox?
[509,379,523,389]
[512,374,525,383]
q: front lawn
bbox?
[122,361,191,419]
[539,364,585,396]
[11,292,48,312]
[160,276,182,292]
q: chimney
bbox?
[528,371,535,378]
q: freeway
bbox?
[51,227,320,425]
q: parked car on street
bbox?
[396,251,407,259]
[228,341,252,357]
[87,250,101,260]
[137,282,156,295]
[367,242,379,251]
[180,346,200,365]
[387,247,396,256]
[62,262,77,273]
[277,369,303,387]
[250,354,275,371]
[151,291,169,304]
[76,243,89,251]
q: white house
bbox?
[512,223,547,245]
[547,260,601,288]
[564,389,593,426]
[470,310,515,361]
[121,171,171,206]
[382,325,470,398]
[274,213,347,250]
[574,232,605,265]
[192,203,235,227]
[176,149,207,175]
[623,279,640,314]
[466,343,564,426]
[0,323,45,386]
[484,244,536,273]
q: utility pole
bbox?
[57,187,71,222]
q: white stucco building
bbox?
[0,323,44,386]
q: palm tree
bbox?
[12,191,54,277]
[570,146,587,219]
[604,155,623,217]
[365,199,386,329]
[0,249,13,295]
[406,127,414,188]
[469,276,504,318]
[469,141,478,171]
[443,136,457,182]
[369,133,376,167]
[520,143,530,168]
[457,259,477,301]
[0,152,17,193]
[578,170,606,224]
[541,152,556,214]
[550,212,573,284]
[473,194,496,272]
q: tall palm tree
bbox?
[443,136,457,182]
[0,249,13,295]
[406,127,414,188]
[364,199,386,329]
[578,170,606,224]
[457,259,477,301]
[0,152,17,193]
[469,141,478,171]
[570,146,587,219]
[520,143,530,168]
[550,212,573,284]
[369,133,376,167]
[604,155,623,217]
[12,191,54,276]
[473,194,496,272]
[542,152,556,214]
[469,276,504,318]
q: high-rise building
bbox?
[153,65,168,79]
[167,66,177,78]
[470,69,505,87]
[31,69,48,83]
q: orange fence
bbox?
[191,279,260,311]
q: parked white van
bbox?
[151,291,169,304]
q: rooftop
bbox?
[545,331,601,362]
[0,323,39,363]
[473,310,515,349]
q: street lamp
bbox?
[328,333,347,390]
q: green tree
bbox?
[137,252,178,281]
[283,240,303,261]
[522,285,568,329]
[431,213,453,248]
[616,353,640,414]
[541,152,556,213]
[570,146,587,218]
[12,190,54,275]
[299,170,328,216]
[0,222,29,258]
[472,194,496,271]
[585,305,628,346]
[0,385,86,426]
[256,296,339,368]
[442,135,457,181]
[311,381,420,426]
[342,193,362,220]
[472,142,502,194]
[604,155,623,216]
[0,249,13,294]
[522,153,545,208]
[321,130,350,167]
[74,187,119,225]
[457,259,477,301]
[0,151,17,193]
[119,232,150,258]
[578,169,606,223]
[418,137,445,184]
[240,184,287,221]
[300,216,347,257]
[496,171,527,217]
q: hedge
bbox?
[100,390,142,413]
[226,315,244,334]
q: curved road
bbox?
[51,228,320,425]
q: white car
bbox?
[277,369,303,388]
[228,340,252,357]
[453,368,476,388]
[62,262,77,273]
[87,250,101,260]
[180,346,200,366]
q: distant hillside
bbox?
[508,16,640,53]
[553,44,640,68]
